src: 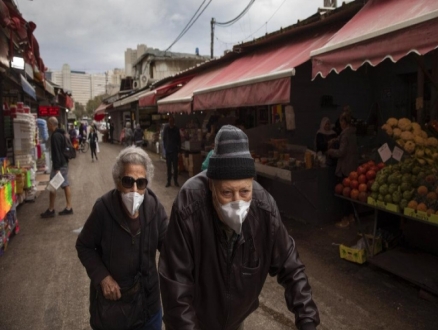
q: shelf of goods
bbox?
[13,113,37,168]
[0,174,19,255]
[334,117,438,296]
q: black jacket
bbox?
[162,124,181,154]
[159,172,319,330]
[76,188,168,329]
[51,128,68,171]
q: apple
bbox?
[335,183,344,195]
[343,187,352,197]
[350,189,360,200]
[358,174,367,184]
[343,177,351,187]
[349,171,358,181]
[366,170,376,181]
[350,180,359,190]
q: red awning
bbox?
[311,0,438,79]
[94,103,112,121]
[157,66,226,114]
[139,76,195,108]
[192,28,337,111]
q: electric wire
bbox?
[215,0,288,46]
[165,0,213,52]
[215,0,255,27]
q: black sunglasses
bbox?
[120,176,148,190]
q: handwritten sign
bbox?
[392,146,404,162]
[378,143,392,163]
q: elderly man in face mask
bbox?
[159,125,320,330]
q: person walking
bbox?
[162,116,181,187]
[124,122,134,147]
[76,146,168,330]
[88,126,99,162]
[159,125,320,330]
[133,124,144,147]
[40,117,73,218]
[109,121,115,144]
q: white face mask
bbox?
[212,184,251,235]
[121,192,144,216]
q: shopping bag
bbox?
[96,142,100,153]
[46,171,65,192]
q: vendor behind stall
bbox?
[327,111,358,228]
[315,117,337,153]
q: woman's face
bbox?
[324,121,331,132]
[117,163,148,195]
[340,119,347,130]
[210,178,253,205]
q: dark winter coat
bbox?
[51,128,68,171]
[158,172,319,330]
[76,188,168,329]
[327,126,358,177]
[162,124,181,154]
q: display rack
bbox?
[337,195,438,296]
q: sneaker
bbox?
[41,209,55,218]
[165,182,171,187]
[174,181,180,187]
[59,208,73,216]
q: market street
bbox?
[0,142,437,330]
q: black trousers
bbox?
[166,152,179,184]
[90,143,97,159]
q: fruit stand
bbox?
[335,117,438,295]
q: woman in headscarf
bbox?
[315,117,337,154]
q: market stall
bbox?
[333,117,438,295]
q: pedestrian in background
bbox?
[40,117,73,218]
[133,124,144,147]
[159,125,320,330]
[162,115,181,187]
[124,122,134,147]
[109,120,115,144]
[88,126,99,162]
[76,146,168,330]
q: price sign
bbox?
[392,146,404,162]
[378,143,392,162]
[38,105,60,117]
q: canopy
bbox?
[93,103,112,121]
[20,74,36,100]
[157,65,226,114]
[140,76,195,108]
[192,28,337,111]
[311,0,438,78]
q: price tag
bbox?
[392,146,404,161]
[378,143,392,162]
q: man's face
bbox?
[210,178,253,205]
[48,121,55,132]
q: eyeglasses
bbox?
[120,176,148,190]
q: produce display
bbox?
[334,160,385,202]
[381,117,438,165]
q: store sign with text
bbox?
[38,105,60,117]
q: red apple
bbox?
[350,180,359,190]
[349,171,358,181]
[366,170,376,181]
[357,166,366,175]
[343,187,351,197]
[358,183,367,192]
[358,174,367,184]
[335,183,344,195]
[343,177,351,187]
[350,189,360,200]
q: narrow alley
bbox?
[0,143,436,330]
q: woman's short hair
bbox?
[112,146,154,187]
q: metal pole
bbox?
[210,18,215,59]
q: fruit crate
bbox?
[368,197,400,213]
[339,235,383,264]
[404,207,438,224]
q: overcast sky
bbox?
[16,0,325,73]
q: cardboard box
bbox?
[339,235,382,264]
[404,207,438,224]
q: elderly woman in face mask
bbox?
[159,125,319,330]
[76,146,168,330]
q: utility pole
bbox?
[210,17,215,59]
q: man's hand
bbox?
[100,275,121,301]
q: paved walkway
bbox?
[0,142,436,329]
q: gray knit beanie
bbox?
[207,125,255,180]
